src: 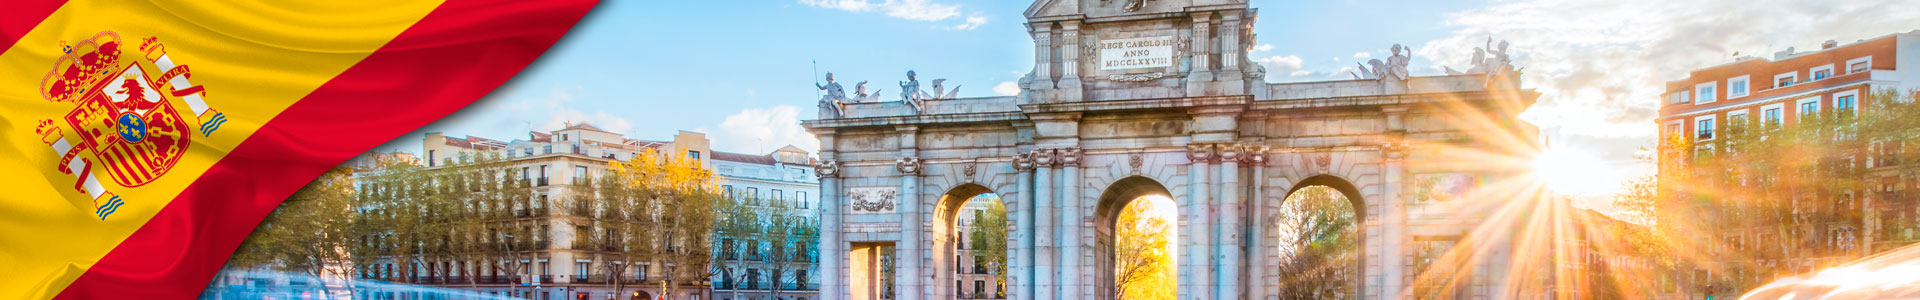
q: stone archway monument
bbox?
[805,1,1539,299]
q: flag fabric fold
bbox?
[0,0,598,298]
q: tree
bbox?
[1644,88,1920,296]
[1273,186,1357,299]
[588,148,722,299]
[1113,198,1174,300]
[967,197,1009,286]
[228,167,356,296]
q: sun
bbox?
[1530,146,1621,196]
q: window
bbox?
[1665,122,1682,139]
[427,150,437,167]
[723,185,734,199]
[1763,104,1784,129]
[747,187,759,205]
[799,191,809,209]
[1798,97,1822,118]
[1696,116,1716,141]
[1848,56,1873,74]
[1728,111,1749,135]
[1836,91,1859,117]
[539,165,550,186]
[772,189,784,206]
[573,166,588,185]
[1775,72,1798,88]
[1811,65,1834,80]
[795,270,808,289]
[1669,91,1691,104]
[1728,75,1750,99]
[688,150,701,160]
[1694,82,1717,104]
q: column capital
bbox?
[1382,142,1409,162]
[1244,145,1269,164]
[1058,148,1083,167]
[1186,144,1215,163]
[1012,152,1036,172]
[896,157,923,174]
[814,160,841,178]
[1218,144,1242,163]
[1033,148,1058,168]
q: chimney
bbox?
[1774,47,1796,60]
[1822,40,1838,50]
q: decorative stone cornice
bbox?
[1059,148,1082,167]
[896,157,923,174]
[1186,144,1215,164]
[814,160,840,178]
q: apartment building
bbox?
[357,123,817,300]
[1655,30,1920,298]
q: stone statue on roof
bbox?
[899,70,922,101]
[854,81,885,102]
[817,72,847,102]
[1386,44,1411,81]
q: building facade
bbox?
[950,196,1005,300]
[712,145,823,300]
[355,124,817,300]
[1655,30,1920,298]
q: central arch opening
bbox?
[1096,176,1178,300]
[932,184,1009,300]
[1273,175,1365,299]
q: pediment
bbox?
[1024,0,1079,19]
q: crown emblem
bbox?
[32,31,226,220]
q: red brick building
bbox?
[1660,31,1920,143]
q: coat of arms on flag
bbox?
[31,31,225,220]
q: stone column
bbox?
[1030,24,1054,91]
[1032,149,1058,300]
[896,125,924,300]
[814,128,844,299]
[1012,153,1037,300]
[1058,148,1084,299]
[1183,144,1215,300]
[1058,21,1083,99]
[1245,146,1269,300]
[1217,144,1243,300]
[1381,107,1410,300]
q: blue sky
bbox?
[379,0,1920,180]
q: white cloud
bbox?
[1352,52,1372,59]
[715,105,820,154]
[797,0,875,12]
[948,16,989,30]
[1422,0,1920,140]
[993,81,1021,96]
[799,0,985,30]
[1257,55,1305,75]
[1252,44,1274,52]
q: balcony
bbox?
[537,177,549,187]
[539,275,554,284]
[572,275,591,283]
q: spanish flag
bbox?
[0,0,596,298]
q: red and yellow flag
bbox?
[0,0,597,298]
